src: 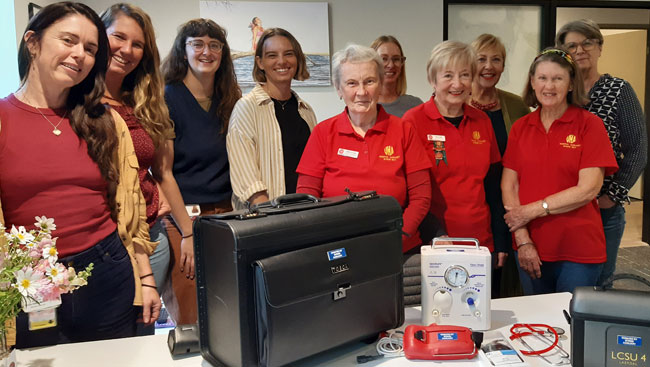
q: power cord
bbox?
[357,331,404,364]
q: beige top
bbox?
[227,84,317,209]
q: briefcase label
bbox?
[327,248,347,261]
[618,335,643,347]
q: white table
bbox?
[4,292,573,367]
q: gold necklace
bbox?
[22,94,68,136]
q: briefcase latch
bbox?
[333,284,351,301]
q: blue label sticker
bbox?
[501,350,518,355]
[327,248,347,261]
[618,335,642,347]
[438,333,458,341]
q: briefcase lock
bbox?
[333,284,351,301]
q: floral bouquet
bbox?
[0,216,93,343]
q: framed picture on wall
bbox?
[200,1,331,87]
[28,2,42,20]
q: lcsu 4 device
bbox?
[421,237,492,331]
[403,323,482,360]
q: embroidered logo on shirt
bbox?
[471,130,486,145]
[379,145,400,161]
[560,134,581,149]
[338,148,359,159]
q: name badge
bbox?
[428,134,445,142]
[337,148,359,159]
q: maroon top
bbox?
[112,105,159,227]
[0,94,116,257]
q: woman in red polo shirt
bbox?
[501,48,618,295]
[296,44,432,254]
[402,41,504,263]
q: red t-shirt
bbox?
[297,107,431,251]
[112,105,159,227]
[404,98,500,251]
[0,95,116,257]
[502,105,618,263]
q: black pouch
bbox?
[254,231,404,367]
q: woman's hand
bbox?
[517,244,542,279]
[504,204,537,232]
[495,251,508,269]
[598,195,616,209]
[141,285,162,325]
[180,236,195,279]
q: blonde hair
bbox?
[371,35,407,96]
[471,34,507,64]
[101,3,172,148]
[427,41,476,84]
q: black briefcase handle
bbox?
[270,193,319,208]
[600,273,650,290]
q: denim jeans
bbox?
[15,231,137,348]
[515,255,603,295]
[598,205,626,285]
[137,219,171,336]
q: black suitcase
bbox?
[194,193,405,367]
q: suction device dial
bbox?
[444,265,469,288]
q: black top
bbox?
[272,95,311,194]
[444,115,463,128]
[485,109,508,156]
[483,109,509,254]
[164,82,232,204]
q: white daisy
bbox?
[42,244,58,263]
[10,225,35,245]
[34,216,56,233]
[14,268,43,297]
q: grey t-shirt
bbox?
[381,94,424,117]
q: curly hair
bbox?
[161,18,241,133]
[101,3,173,149]
[18,2,119,221]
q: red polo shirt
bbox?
[403,97,500,251]
[502,105,618,263]
[297,107,431,251]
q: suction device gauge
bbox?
[444,265,469,288]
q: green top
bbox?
[498,88,530,133]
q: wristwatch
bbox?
[542,200,551,216]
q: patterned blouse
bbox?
[586,74,647,205]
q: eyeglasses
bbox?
[381,56,406,66]
[563,38,600,53]
[186,40,223,53]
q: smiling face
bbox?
[106,13,145,80]
[432,62,472,110]
[563,31,601,74]
[475,46,504,90]
[26,13,98,92]
[531,60,571,109]
[256,35,297,87]
[376,42,403,85]
[185,35,222,77]
[337,61,381,116]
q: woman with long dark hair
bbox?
[161,18,241,325]
[2,1,159,347]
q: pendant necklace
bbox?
[274,98,290,111]
[23,94,67,136]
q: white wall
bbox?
[71,0,443,121]
[1,0,18,98]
